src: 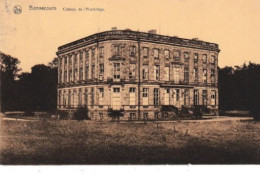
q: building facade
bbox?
[57,29,220,120]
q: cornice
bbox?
[56,30,220,55]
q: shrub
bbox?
[108,108,124,122]
[55,110,69,120]
[193,106,203,118]
[250,107,260,121]
[23,110,35,117]
[73,107,89,120]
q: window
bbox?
[143,88,149,106]
[91,48,95,58]
[78,89,82,106]
[194,53,198,63]
[184,67,189,83]
[176,89,180,101]
[164,88,170,105]
[184,89,189,106]
[113,63,120,79]
[211,55,215,64]
[154,112,159,119]
[60,58,62,68]
[129,88,136,106]
[64,57,67,65]
[69,56,72,64]
[129,64,136,79]
[99,47,104,57]
[59,70,62,83]
[154,49,159,59]
[203,54,207,63]
[143,47,149,57]
[99,88,104,98]
[142,64,149,80]
[143,88,148,97]
[164,50,170,59]
[68,90,71,107]
[173,51,180,60]
[99,64,104,80]
[80,52,83,63]
[164,66,170,81]
[113,88,120,93]
[113,45,121,56]
[173,65,180,83]
[64,70,67,82]
[211,90,216,105]
[203,69,207,83]
[74,56,78,66]
[154,65,160,80]
[211,69,215,83]
[74,68,78,81]
[85,66,89,80]
[99,113,103,120]
[129,87,136,93]
[91,87,94,106]
[143,113,148,120]
[99,64,104,74]
[130,46,136,56]
[184,52,189,62]
[79,67,83,81]
[154,88,159,106]
[194,89,199,105]
[130,113,136,120]
[86,50,89,60]
[202,90,207,105]
[84,88,88,106]
[194,67,198,83]
[69,70,72,82]
[91,65,95,79]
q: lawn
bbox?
[0,118,260,164]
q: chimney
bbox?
[111,27,117,31]
[148,29,156,34]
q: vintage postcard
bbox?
[0,0,260,168]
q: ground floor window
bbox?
[154,112,160,119]
[154,88,159,106]
[194,89,199,106]
[143,113,148,120]
[99,113,103,120]
[211,90,216,106]
[130,113,136,120]
[184,89,189,106]
[91,88,94,107]
[68,90,71,107]
[202,90,207,106]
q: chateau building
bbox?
[57,29,220,120]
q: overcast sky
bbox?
[1,0,260,72]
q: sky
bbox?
[0,0,260,72]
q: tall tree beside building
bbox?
[0,52,21,112]
[218,62,260,120]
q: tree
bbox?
[218,62,260,120]
[0,52,21,112]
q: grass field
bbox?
[0,118,260,164]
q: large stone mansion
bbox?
[57,29,220,120]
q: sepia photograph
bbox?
[0,0,260,168]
